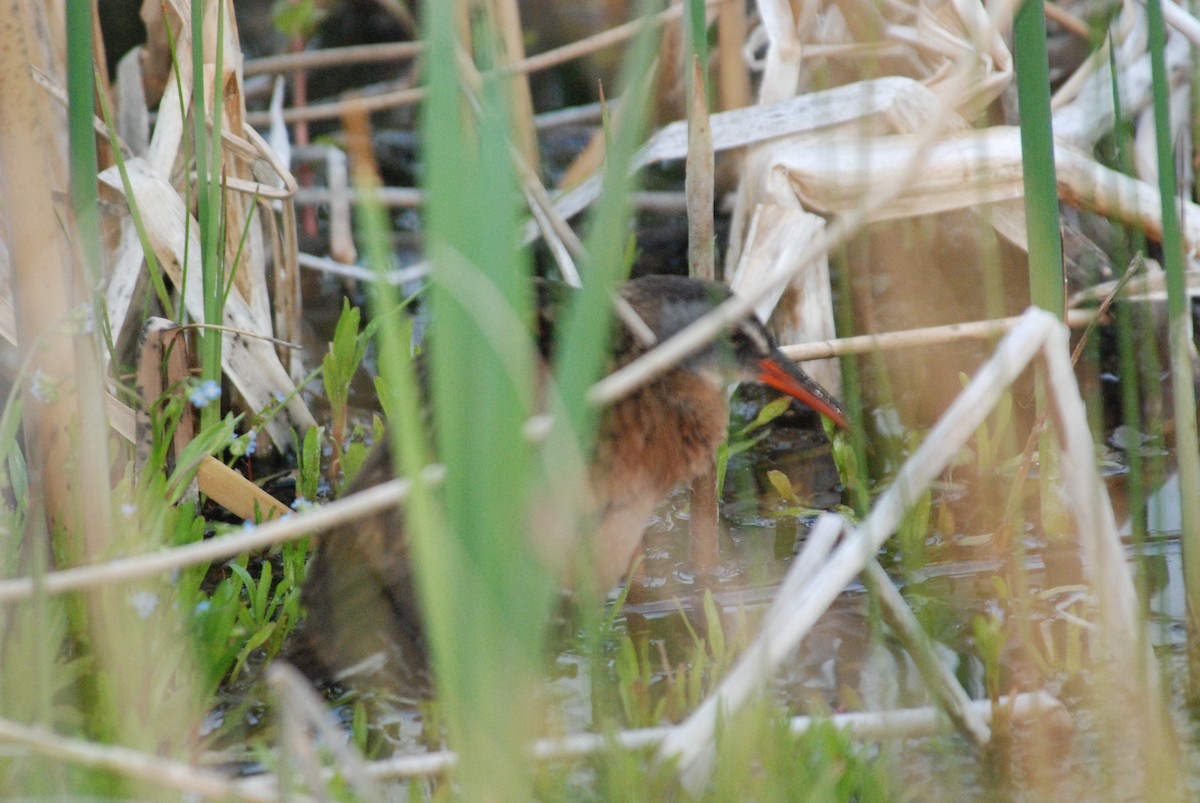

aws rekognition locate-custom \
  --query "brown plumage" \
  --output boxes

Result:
[288,275,847,696]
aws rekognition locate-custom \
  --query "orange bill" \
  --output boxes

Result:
[757,356,850,430]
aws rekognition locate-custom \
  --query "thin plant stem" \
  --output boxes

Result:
[1147,0,1200,700]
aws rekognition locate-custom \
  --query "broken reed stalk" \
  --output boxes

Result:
[0,689,1061,796]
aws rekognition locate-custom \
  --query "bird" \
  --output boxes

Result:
[288,274,848,697]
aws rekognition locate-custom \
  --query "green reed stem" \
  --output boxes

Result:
[66,0,99,290]
[192,0,225,430]
[418,2,548,797]
[1106,35,1149,553]
[1013,0,1064,317]
[1146,0,1200,695]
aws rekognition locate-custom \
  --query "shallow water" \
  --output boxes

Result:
[602,411,1197,798]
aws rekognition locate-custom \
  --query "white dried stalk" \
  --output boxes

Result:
[0,467,444,603]
[756,0,802,103]
[0,714,275,802]
[779,308,1097,361]
[1070,264,1200,306]
[1054,25,1188,149]
[293,691,1062,783]
[1134,82,1192,191]
[115,48,149,156]
[1040,325,1160,676]
[1161,0,1200,45]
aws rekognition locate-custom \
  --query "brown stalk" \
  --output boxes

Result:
[686,52,719,575]
[490,0,540,177]
[716,0,751,112]
[685,56,715,282]
[244,39,424,77]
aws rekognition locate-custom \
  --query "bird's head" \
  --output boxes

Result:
[618,275,849,430]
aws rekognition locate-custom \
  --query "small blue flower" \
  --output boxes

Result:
[130,591,158,619]
[272,391,286,404]
[194,600,212,614]
[120,503,137,517]
[290,496,306,511]
[190,379,221,408]
[230,429,259,459]
[29,369,47,402]
[72,304,95,335]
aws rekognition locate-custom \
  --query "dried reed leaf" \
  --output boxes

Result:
[136,318,195,476]
[99,158,316,449]
[546,76,942,236]
[115,48,149,157]
[772,127,1027,221]
[195,457,290,522]
[729,203,839,393]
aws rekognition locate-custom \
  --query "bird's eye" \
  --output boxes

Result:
[732,321,771,359]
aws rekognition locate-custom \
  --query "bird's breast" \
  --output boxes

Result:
[587,373,731,588]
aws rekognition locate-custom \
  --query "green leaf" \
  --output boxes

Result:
[747,396,792,432]
[254,561,272,622]
[702,590,725,664]
[322,298,364,418]
[271,0,327,39]
[715,442,729,491]
[340,434,368,491]
[765,469,797,503]
[230,621,277,681]
[167,413,238,505]
[298,425,323,501]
